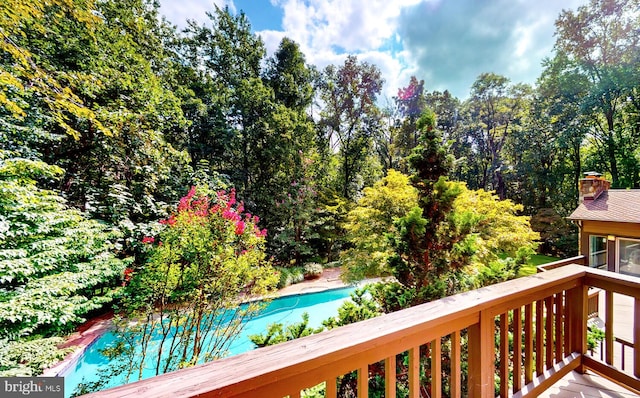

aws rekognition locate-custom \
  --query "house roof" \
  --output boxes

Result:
[569,189,640,223]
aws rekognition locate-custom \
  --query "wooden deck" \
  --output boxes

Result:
[542,370,638,397]
[81,265,640,398]
[542,291,639,398]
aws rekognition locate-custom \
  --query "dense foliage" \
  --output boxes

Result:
[341,170,418,282]
[0,0,637,383]
[0,156,129,375]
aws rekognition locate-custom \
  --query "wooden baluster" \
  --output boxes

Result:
[565,284,587,374]
[499,312,509,397]
[513,307,523,393]
[409,347,420,398]
[635,297,640,378]
[451,331,462,398]
[385,355,396,398]
[563,291,570,361]
[358,365,368,398]
[605,291,613,366]
[554,293,563,363]
[545,296,554,369]
[525,303,534,384]
[326,377,337,398]
[468,311,495,398]
[536,299,544,375]
[431,339,441,398]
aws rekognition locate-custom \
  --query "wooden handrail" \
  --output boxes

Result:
[81,265,640,398]
[536,255,587,272]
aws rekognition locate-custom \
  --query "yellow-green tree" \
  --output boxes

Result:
[341,170,418,282]
[451,185,539,286]
[342,110,539,310]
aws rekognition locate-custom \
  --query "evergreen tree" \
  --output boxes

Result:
[383,110,467,309]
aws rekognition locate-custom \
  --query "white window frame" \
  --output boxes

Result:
[616,237,640,275]
[588,235,607,269]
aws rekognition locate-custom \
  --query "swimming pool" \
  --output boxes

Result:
[61,286,357,397]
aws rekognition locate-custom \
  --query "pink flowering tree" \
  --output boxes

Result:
[83,187,277,391]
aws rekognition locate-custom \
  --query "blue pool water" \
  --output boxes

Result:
[61,286,357,396]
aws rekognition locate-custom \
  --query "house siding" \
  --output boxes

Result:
[579,220,640,273]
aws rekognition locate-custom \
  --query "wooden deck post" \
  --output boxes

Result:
[468,310,495,397]
[635,297,640,378]
[565,283,588,373]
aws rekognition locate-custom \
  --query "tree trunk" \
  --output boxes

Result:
[606,111,619,187]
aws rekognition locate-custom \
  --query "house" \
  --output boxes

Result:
[569,173,640,277]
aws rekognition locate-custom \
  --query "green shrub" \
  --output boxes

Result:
[275,267,289,288]
[303,263,323,279]
[0,337,74,376]
[275,267,305,288]
[288,267,304,285]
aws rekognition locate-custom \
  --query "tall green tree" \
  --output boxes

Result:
[2,0,191,230]
[180,5,265,186]
[463,73,531,199]
[384,110,465,308]
[389,76,427,172]
[0,0,110,138]
[554,0,640,187]
[316,55,384,199]
[180,17,321,263]
[258,38,318,263]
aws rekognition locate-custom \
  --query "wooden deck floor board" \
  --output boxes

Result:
[539,371,639,398]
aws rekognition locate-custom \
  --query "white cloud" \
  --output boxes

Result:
[397,0,590,98]
[275,0,422,52]
[268,0,424,99]
[160,0,590,100]
[159,0,234,29]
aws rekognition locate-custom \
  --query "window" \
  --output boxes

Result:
[589,235,607,269]
[617,238,640,277]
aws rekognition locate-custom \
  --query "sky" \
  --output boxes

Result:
[159,0,589,100]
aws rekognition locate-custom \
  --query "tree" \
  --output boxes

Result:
[341,170,418,282]
[181,6,266,191]
[0,0,110,138]
[317,55,384,199]
[0,155,129,375]
[80,187,277,393]
[383,110,463,308]
[258,38,318,264]
[389,76,428,172]
[264,37,314,112]
[512,53,590,213]
[554,0,640,187]
[2,0,192,229]
[463,73,531,199]
[181,13,322,267]
[379,110,538,310]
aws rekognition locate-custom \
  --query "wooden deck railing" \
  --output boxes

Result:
[536,255,586,272]
[83,265,640,398]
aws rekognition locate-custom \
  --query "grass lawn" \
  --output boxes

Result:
[518,254,561,276]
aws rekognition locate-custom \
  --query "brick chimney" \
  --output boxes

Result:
[579,172,610,202]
